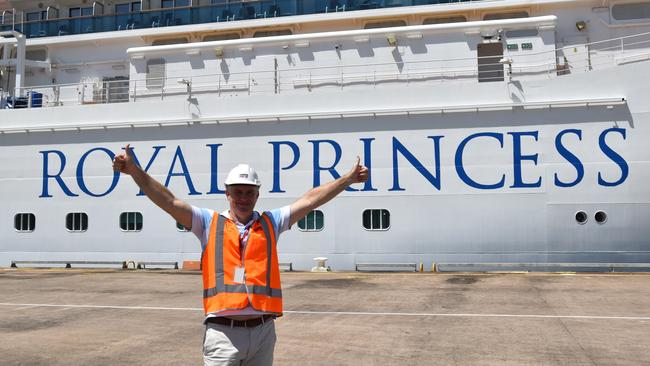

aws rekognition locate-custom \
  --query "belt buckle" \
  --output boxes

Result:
[245,317,258,328]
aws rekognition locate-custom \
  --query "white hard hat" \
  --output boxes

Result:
[224,164,261,186]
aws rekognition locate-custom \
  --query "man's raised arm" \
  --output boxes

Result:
[289,157,369,227]
[113,144,193,229]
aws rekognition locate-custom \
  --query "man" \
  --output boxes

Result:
[112,144,368,365]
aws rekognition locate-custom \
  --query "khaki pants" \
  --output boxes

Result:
[203,319,276,366]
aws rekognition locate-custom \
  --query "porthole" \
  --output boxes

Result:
[120,212,143,232]
[594,211,608,224]
[363,209,390,231]
[14,213,36,232]
[575,211,588,224]
[298,210,324,232]
[66,212,88,232]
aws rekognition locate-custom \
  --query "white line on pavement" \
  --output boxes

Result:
[1,302,649,321]
[284,310,650,321]
[0,302,200,311]
[12,305,40,311]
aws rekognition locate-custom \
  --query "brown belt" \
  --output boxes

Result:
[206,314,275,328]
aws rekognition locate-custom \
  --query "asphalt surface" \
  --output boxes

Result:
[1,269,649,365]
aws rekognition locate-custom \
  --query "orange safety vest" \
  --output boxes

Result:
[201,212,283,316]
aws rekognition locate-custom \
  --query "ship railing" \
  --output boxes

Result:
[0,58,599,108]
[9,57,475,107]
[130,57,499,100]
[117,29,650,94]
[10,31,650,109]
[1,1,487,39]
[553,31,650,74]
[0,88,6,109]
[1,8,23,29]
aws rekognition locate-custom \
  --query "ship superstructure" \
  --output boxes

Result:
[1,0,649,271]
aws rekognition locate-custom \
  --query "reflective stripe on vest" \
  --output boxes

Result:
[203,285,283,298]
[202,212,282,315]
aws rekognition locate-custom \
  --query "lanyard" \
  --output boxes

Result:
[239,226,251,244]
[239,226,251,251]
[225,210,255,256]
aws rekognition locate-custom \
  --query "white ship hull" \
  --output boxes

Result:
[1,0,649,270]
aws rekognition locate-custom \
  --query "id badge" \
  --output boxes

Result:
[234,266,245,284]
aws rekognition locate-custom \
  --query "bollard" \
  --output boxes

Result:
[311,257,330,272]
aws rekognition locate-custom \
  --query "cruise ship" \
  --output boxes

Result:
[1,0,649,271]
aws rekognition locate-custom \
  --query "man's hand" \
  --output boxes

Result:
[289,156,370,226]
[345,156,369,185]
[112,144,139,176]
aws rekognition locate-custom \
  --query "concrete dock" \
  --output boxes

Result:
[1,269,649,365]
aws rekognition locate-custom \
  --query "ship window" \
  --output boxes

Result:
[162,0,190,8]
[203,33,241,42]
[116,3,130,14]
[298,210,324,232]
[69,7,93,17]
[14,213,36,232]
[66,212,88,232]
[117,2,140,13]
[26,48,47,61]
[152,38,188,46]
[575,211,588,224]
[120,212,143,231]
[176,222,189,232]
[364,20,407,29]
[423,16,466,25]
[26,12,44,21]
[594,211,608,224]
[505,29,538,38]
[253,29,292,38]
[612,2,650,20]
[483,11,529,20]
[146,58,166,89]
[363,209,390,231]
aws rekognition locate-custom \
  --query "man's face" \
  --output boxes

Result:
[226,184,259,221]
